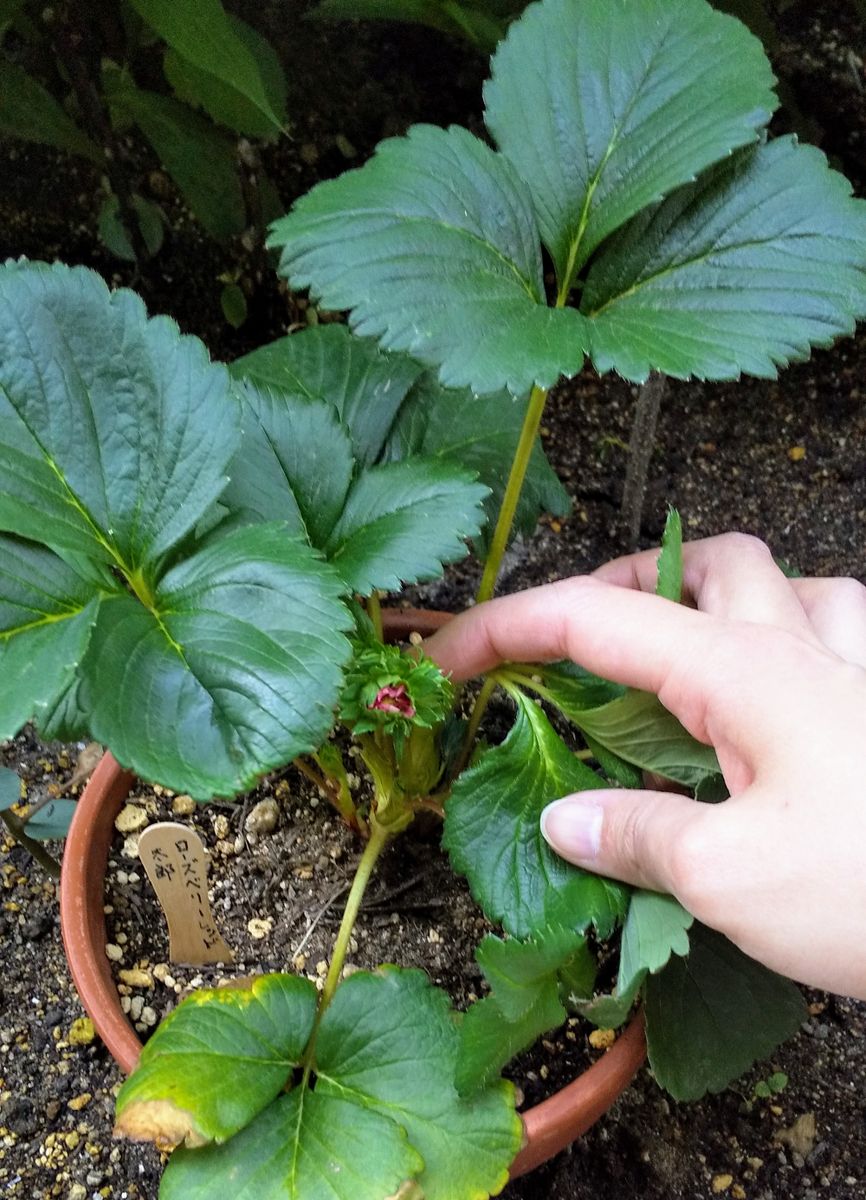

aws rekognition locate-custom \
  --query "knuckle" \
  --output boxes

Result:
[611,803,647,879]
[717,531,773,563]
[667,818,719,913]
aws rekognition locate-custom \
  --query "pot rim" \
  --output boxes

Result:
[59,606,646,1180]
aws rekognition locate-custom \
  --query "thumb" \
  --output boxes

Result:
[541,788,714,896]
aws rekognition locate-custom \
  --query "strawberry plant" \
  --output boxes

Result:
[2,0,866,1195]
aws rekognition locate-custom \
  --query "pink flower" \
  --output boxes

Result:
[368,683,416,718]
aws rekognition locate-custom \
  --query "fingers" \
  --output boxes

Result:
[790,577,866,667]
[540,787,718,905]
[425,575,716,692]
[594,532,815,635]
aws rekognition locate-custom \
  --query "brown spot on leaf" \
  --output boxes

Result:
[114,1099,207,1151]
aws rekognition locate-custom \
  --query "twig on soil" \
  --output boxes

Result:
[291,881,351,959]
[621,371,668,550]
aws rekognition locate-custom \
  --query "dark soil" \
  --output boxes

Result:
[1,2,865,1198]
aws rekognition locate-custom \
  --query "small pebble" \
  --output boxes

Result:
[213,814,230,839]
[68,1017,95,1046]
[712,1175,733,1194]
[105,943,123,962]
[248,917,273,940]
[172,794,196,816]
[245,798,279,837]
[129,996,144,1021]
[115,804,147,834]
[119,968,153,989]
[588,1028,616,1050]
[68,1093,91,1111]
[141,1006,157,1027]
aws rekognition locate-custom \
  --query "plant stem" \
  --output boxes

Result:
[620,371,667,551]
[0,811,61,879]
[301,819,390,1082]
[292,756,330,794]
[293,756,364,834]
[476,383,549,603]
[450,674,498,781]
[367,591,384,642]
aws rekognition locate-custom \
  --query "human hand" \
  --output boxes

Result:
[426,534,866,998]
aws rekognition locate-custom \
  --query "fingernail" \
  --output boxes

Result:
[541,796,603,862]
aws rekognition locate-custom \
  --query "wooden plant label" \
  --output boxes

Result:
[138,822,234,965]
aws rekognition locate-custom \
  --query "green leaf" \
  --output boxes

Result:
[384,374,570,549]
[477,925,586,1021]
[573,892,686,1032]
[309,0,513,51]
[127,0,285,134]
[97,193,165,261]
[620,890,692,987]
[656,508,683,602]
[0,535,101,741]
[79,524,351,798]
[583,734,643,789]
[574,968,643,1030]
[0,768,20,812]
[221,383,352,545]
[105,70,247,241]
[571,889,691,1030]
[163,14,288,139]
[444,692,628,938]
[22,798,77,840]
[583,138,866,382]
[484,0,776,291]
[156,969,522,1200]
[325,458,489,594]
[116,974,318,1146]
[316,969,521,1200]
[0,58,101,163]
[645,923,805,1100]
[222,382,488,595]
[269,123,586,395]
[540,682,719,789]
[219,282,247,329]
[231,325,424,466]
[0,260,238,568]
[459,993,562,1098]
[162,1091,422,1200]
[38,679,90,742]
[534,661,625,708]
[457,926,587,1093]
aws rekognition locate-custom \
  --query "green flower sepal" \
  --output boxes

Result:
[340,640,453,738]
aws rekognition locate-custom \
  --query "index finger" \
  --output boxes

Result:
[424,576,714,693]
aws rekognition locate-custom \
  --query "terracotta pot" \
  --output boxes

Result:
[59,607,646,1178]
